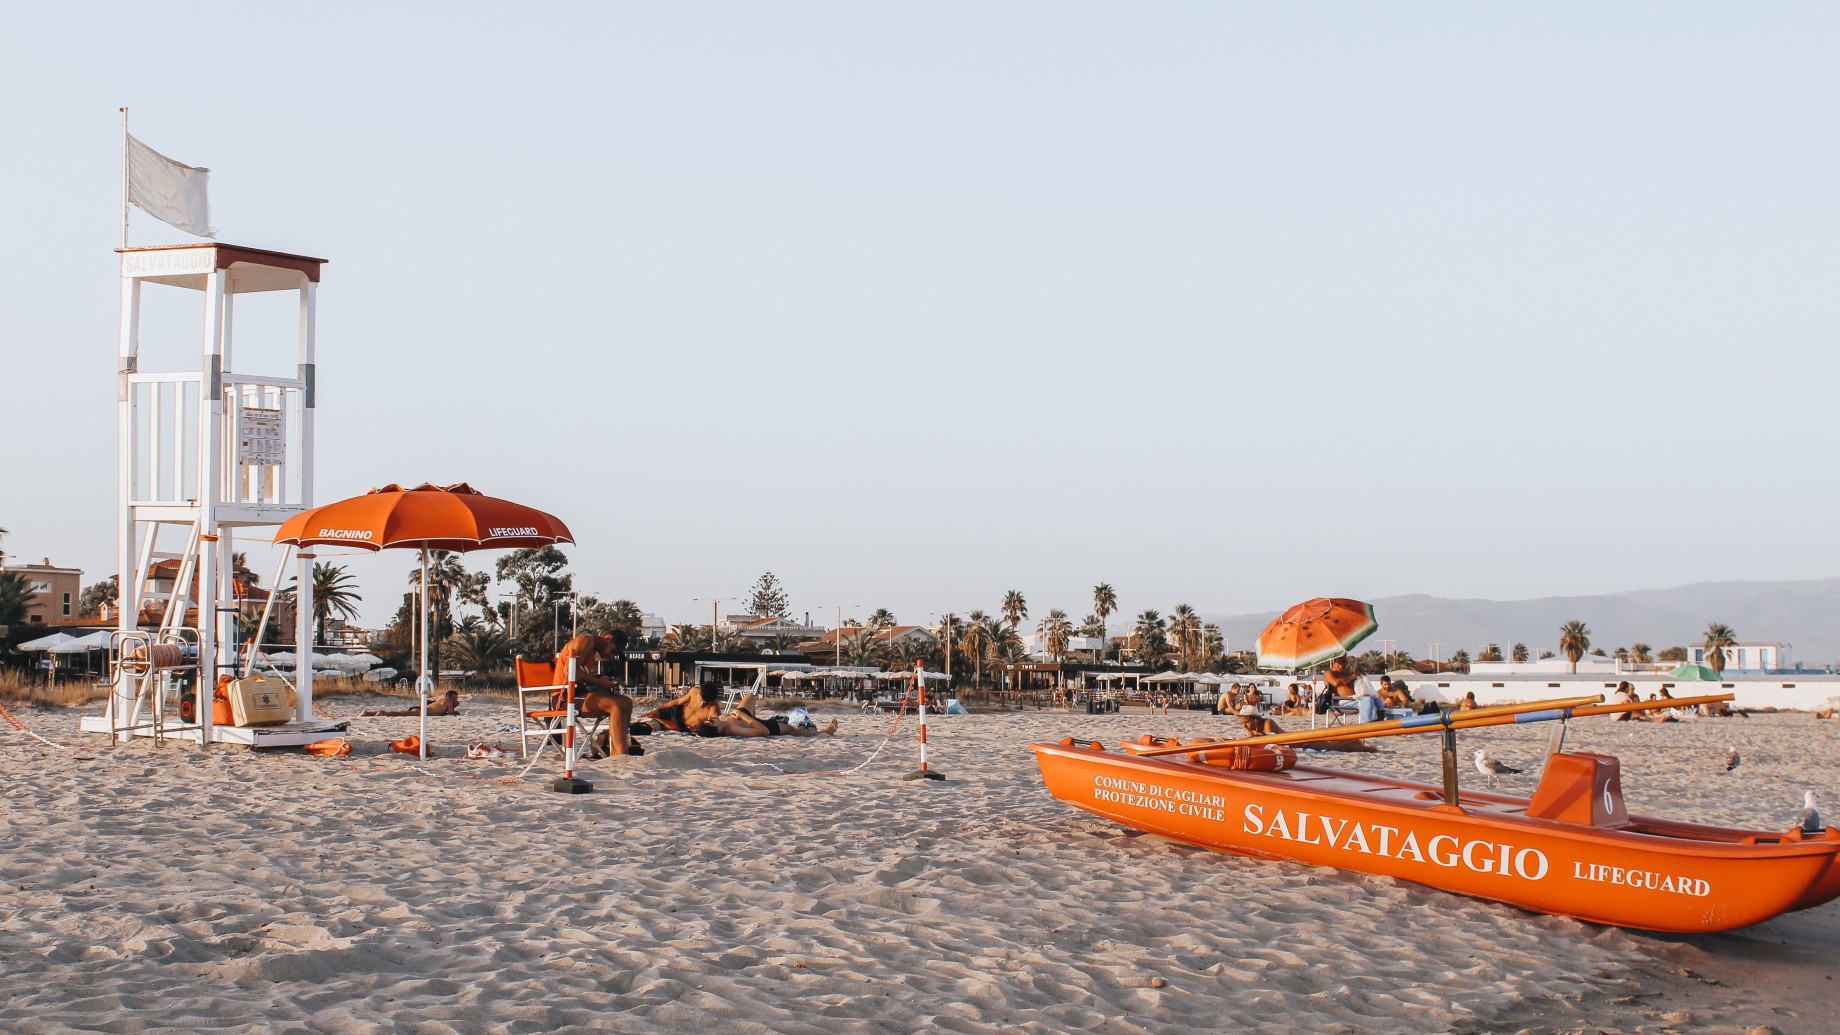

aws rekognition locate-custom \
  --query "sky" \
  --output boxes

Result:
[3,4,1838,633]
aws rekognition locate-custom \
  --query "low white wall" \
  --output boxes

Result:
[1395,674,1840,713]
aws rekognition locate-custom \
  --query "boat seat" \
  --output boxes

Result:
[1526,751,1629,827]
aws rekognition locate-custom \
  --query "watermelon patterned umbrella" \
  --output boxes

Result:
[1256,597,1379,671]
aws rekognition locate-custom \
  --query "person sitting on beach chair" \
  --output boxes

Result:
[1323,657,1359,699]
[362,690,459,717]
[553,633,638,755]
[694,692,839,738]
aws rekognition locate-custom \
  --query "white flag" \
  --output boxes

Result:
[126,133,215,238]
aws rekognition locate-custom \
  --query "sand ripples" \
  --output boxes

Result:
[1,702,1832,1032]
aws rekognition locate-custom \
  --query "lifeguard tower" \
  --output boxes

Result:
[81,242,345,747]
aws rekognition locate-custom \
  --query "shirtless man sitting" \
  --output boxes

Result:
[696,692,839,738]
[553,633,637,755]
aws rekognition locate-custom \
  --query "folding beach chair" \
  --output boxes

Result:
[515,656,607,760]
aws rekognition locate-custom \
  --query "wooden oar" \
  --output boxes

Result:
[1128,694,1605,758]
[1281,692,1736,746]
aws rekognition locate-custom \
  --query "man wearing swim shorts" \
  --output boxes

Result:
[552,633,637,755]
[697,692,839,738]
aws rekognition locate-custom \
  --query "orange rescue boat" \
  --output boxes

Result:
[1030,694,1840,933]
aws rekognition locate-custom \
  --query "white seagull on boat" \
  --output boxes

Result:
[1473,748,1522,789]
[1796,791,1823,834]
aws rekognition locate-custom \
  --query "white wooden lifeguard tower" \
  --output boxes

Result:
[80,242,344,747]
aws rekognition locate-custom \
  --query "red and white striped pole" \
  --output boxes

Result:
[552,656,593,793]
[904,658,944,781]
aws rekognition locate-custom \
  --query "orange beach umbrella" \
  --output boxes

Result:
[273,482,573,554]
[275,483,573,758]
[1256,597,1378,671]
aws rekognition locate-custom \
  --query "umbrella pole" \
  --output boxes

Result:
[418,547,431,761]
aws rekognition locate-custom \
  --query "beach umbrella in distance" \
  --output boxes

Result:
[1669,662,1724,682]
[325,652,382,674]
[1256,597,1379,671]
[18,632,75,652]
[275,482,572,760]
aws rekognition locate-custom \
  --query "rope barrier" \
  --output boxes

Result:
[0,701,69,750]
[780,686,914,777]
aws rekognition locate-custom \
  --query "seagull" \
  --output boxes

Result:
[1796,791,1823,835]
[1725,747,1741,773]
[1474,749,1522,789]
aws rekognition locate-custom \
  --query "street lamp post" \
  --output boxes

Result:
[1428,642,1447,672]
[693,597,735,652]
[930,611,956,687]
[819,603,858,667]
[554,600,564,654]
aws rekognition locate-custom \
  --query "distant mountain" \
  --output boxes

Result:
[1201,578,1840,666]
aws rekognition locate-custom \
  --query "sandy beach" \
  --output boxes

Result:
[2,697,1835,1034]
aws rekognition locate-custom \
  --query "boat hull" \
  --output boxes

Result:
[1032,740,1840,933]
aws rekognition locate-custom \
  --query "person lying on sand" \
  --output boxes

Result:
[694,693,838,738]
[631,683,725,735]
[361,690,459,717]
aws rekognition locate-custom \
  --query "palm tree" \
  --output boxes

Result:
[933,612,966,683]
[1558,620,1591,673]
[1511,642,1529,664]
[449,623,510,677]
[1630,642,1653,665]
[409,551,487,680]
[1132,609,1169,669]
[1201,623,1225,670]
[960,610,994,688]
[867,608,897,630]
[0,570,31,629]
[1092,583,1116,655]
[1001,590,1028,631]
[310,562,362,649]
[843,629,882,667]
[1043,609,1072,661]
[1703,623,1737,675]
[666,615,706,648]
[1169,604,1201,668]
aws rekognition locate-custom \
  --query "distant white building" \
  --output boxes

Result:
[640,612,668,640]
[1470,656,1619,676]
[722,614,821,644]
[1022,633,1102,661]
[1687,642,1792,672]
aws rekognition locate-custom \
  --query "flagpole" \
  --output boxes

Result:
[119,107,129,249]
